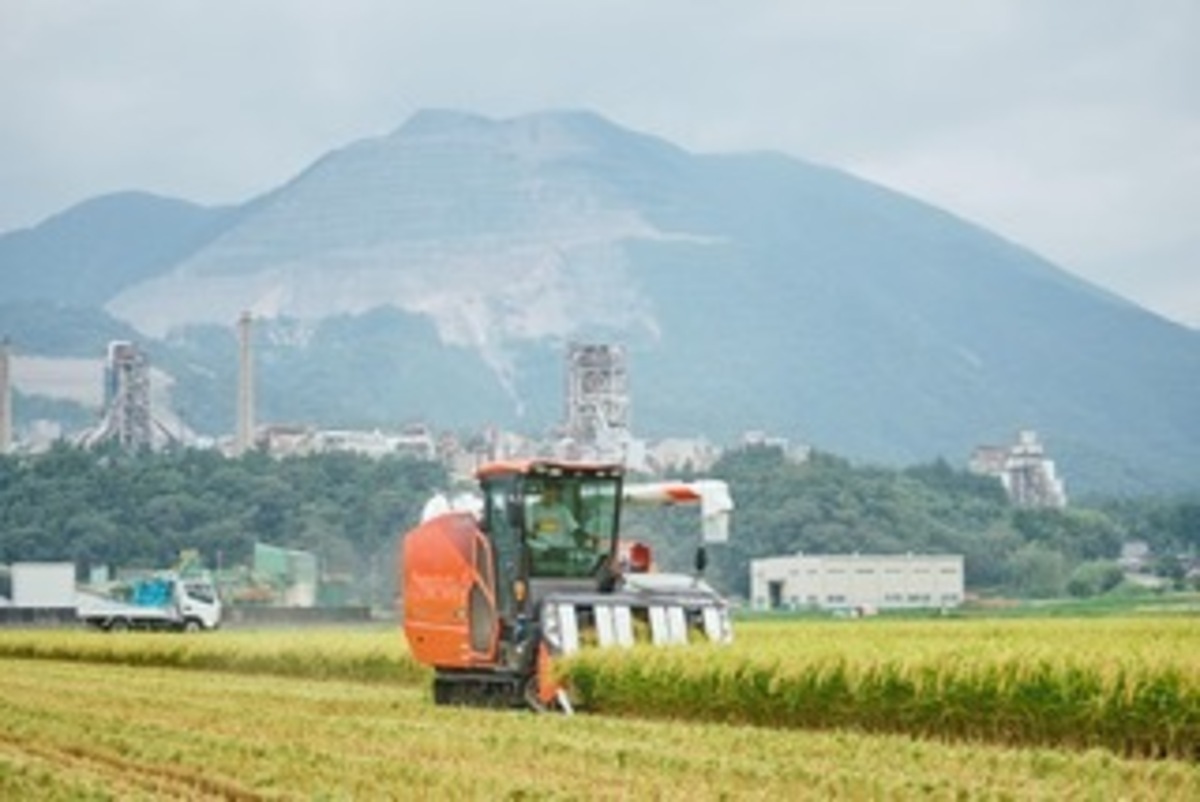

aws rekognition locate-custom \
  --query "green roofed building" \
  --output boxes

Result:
[253,542,319,607]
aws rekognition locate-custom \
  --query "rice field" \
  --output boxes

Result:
[0,618,1195,799]
[0,627,425,684]
[1,656,1197,800]
[566,618,1200,759]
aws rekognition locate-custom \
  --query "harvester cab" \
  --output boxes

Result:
[401,459,733,711]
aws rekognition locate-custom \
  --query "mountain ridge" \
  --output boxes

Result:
[1,109,1196,493]
[0,191,240,307]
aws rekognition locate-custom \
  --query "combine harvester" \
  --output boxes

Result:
[401,459,733,711]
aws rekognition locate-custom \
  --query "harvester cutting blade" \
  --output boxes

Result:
[540,589,732,656]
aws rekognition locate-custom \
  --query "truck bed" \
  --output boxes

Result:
[75,590,177,624]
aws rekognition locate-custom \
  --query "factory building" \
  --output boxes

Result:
[750,553,965,612]
[970,429,1067,508]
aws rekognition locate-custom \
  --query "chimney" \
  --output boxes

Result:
[236,312,255,455]
[0,337,11,454]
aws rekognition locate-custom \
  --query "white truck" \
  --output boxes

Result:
[77,572,222,632]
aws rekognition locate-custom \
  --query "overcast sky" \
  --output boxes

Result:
[2,0,1197,327]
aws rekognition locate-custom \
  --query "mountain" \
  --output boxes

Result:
[2,110,1198,493]
[0,191,239,307]
[105,111,673,385]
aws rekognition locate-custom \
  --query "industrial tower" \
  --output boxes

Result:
[1003,430,1068,508]
[236,311,255,455]
[564,343,630,453]
[969,429,1067,508]
[79,341,155,451]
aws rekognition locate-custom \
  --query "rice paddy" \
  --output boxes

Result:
[565,618,1200,759]
[0,618,1195,799]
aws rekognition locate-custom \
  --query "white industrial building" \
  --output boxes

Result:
[8,562,77,608]
[969,429,1067,508]
[750,553,965,612]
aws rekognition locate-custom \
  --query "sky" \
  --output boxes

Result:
[2,0,1197,327]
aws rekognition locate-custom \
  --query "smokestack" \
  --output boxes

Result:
[0,337,11,454]
[236,312,255,455]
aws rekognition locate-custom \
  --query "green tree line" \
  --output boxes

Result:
[630,446,1197,600]
[0,443,1195,602]
[0,443,445,587]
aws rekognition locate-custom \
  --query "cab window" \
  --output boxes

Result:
[525,476,619,578]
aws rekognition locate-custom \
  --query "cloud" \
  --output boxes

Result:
[1,0,1197,325]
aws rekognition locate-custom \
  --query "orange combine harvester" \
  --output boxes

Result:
[400,458,733,711]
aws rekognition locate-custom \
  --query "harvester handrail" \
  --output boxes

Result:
[622,479,732,543]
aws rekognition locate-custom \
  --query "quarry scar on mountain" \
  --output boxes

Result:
[1,109,1197,493]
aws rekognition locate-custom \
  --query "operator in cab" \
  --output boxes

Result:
[527,484,580,550]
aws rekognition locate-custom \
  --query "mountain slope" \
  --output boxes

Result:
[0,191,239,306]
[5,110,1198,492]
[621,149,1199,484]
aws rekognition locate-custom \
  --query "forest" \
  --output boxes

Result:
[0,443,445,601]
[0,442,1196,603]
[689,446,1198,599]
